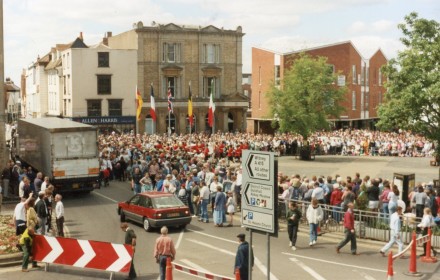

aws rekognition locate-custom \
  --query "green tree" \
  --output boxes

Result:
[268,53,346,140]
[377,12,440,153]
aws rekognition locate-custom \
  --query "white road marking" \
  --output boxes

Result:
[282,252,387,273]
[180,259,212,273]
[186,228,237,244]
[175,228,184,249]
[92,190,118,203]
[352,269,377,280]
[290,257,327,280]
[187,238,279,280]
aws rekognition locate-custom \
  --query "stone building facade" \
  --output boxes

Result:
[108,22,249,134]
[249,41,387,134]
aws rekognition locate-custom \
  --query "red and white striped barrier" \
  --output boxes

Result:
[32,235,133,273]
[173,262,234,280]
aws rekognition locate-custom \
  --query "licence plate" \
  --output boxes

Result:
[72,183,79,189]
[167,213,180,218]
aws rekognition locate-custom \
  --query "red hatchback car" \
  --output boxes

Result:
[117,192,191,231]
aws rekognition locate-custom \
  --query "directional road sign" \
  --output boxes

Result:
[245,152,271,181]
[241,150,278,235]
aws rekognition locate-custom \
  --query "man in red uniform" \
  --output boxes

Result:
[336,202,359,255]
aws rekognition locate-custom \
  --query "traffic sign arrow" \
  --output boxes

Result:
[245,152,270,180]
[33,235,133,273]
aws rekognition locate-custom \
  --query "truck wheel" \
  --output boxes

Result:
[120,212,126,223]
[143,218,152,232]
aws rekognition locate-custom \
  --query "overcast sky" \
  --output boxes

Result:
[3,0,440,85]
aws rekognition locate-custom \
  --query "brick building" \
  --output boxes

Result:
[108,22,249,134]
[248,41,387,134]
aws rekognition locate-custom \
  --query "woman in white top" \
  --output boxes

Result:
[306,198,324,246]
[387,185,400,215]
[226,191,235,227]
[417,207,437,257]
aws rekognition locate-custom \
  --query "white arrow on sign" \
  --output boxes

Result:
[42,236,64,263]
[106,243,132,272]
[245,153,270,180]
[73,239,96,268]
[244,182,273,210]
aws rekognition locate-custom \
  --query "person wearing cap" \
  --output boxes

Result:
[234,233,253,279]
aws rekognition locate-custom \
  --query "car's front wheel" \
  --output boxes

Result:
[143,217,152,232]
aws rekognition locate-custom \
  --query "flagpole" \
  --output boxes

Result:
[168,82,171,137]
[189,81,191,135]
[212,79,215,135]
[136,86,139,136]
[151,82,155,134]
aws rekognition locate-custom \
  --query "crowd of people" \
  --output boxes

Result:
[3,127,439,276]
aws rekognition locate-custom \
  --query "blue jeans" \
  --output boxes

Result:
[159,255,168,280]
[134,183,141,194]
[332,205,341,222]
[309,223,318,242]
[201,199,209,222]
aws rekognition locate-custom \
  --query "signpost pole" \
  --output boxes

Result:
[267,233,270,280]
[249,229,253,280]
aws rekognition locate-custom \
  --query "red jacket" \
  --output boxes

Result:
[330,189,343,206]
[343,209,354,230]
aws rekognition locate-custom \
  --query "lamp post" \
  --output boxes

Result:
[0,0,8,165]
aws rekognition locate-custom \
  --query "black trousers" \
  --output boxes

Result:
[288,224,299,246]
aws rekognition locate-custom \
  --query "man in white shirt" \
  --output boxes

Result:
[41,177,50,192]
[199,183,210,223]
[380,206,404,256]
[55,194,65,237]
[13,194,33,235]
[311,182,325,204]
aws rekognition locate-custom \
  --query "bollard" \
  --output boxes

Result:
[404,232,423,277]
[421,228,438,263]
[235,267,240,280]
[387,251,394,280]
[166,257,173,280]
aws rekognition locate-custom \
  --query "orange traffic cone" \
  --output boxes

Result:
[387,251,394,280]
[404,232,423,277]
[235,267,240,280]
[166,257,173,280]
[421,228,438,263]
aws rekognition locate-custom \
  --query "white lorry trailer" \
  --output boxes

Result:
[12,118,100,193]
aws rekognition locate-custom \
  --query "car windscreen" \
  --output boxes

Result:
[152,196,185,209]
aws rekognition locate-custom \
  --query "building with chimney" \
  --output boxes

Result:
[108,21,249,134]
[249,41,387,134]
[24,33,137,132]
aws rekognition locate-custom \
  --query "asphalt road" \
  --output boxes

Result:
[1,155,439,280]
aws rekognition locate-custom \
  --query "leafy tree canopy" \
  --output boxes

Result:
[377,12,440,150]
[268,53,346,140]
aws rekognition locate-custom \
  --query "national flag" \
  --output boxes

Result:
[208,80,216,127]
[167,87,173,113]
[188,82,193,126]
[149,84,156,121]
[136,86,143,121]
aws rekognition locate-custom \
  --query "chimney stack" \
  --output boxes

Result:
[79,32,83,40]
